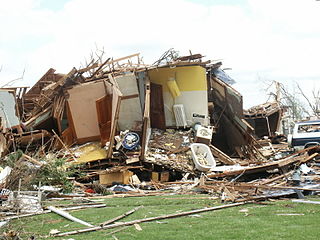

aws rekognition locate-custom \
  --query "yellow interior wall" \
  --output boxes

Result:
[148,65,208,127]
[148,66,207,92]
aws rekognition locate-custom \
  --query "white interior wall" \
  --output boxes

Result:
[114,73,142,130]
[163,90,208,127]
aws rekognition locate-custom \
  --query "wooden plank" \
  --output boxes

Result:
[78,63,99,73]
[100,206,142,226]
[126,158,140,164]
[91,58,111,77]
[47,206,94,227]
[100,53,140,71]
[140,78,150,160]
[299,153,318,163]
[121,94,139,100]
[209,145,236,165]
[260,171,293,185]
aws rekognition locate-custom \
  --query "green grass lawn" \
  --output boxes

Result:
[3,194,320,240]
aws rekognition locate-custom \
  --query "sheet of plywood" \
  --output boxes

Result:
[114,73,142,130]
[67,81,110,142]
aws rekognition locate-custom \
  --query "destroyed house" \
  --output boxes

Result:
[3,50,320,219]
[1,51,265,184]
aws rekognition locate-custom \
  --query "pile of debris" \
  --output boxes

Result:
[0,49,320,227]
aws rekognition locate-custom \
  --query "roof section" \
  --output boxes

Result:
[244,101,281,118]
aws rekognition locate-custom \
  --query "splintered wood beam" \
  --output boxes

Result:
[54,202,245,237]
[209,145,236,165]
[78,63,99,73]
[299,152,318,163]
[100,53,140,72]
[260,171,293,185]
[91,58,111,77]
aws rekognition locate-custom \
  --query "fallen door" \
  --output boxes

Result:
[150,83,166,130]
[96,94,113,145]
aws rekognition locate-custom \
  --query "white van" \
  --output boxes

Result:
[288,120,320,151]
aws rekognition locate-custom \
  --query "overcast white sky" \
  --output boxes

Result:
[0,0,319,108]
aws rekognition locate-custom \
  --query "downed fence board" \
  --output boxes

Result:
[47,206,94,227]
[100,206,142,226]
[54,202,245,237]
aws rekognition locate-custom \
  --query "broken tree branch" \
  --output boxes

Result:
[297,83,318,117]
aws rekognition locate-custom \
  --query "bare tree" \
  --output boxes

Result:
[296,83,320,118]
[0,68,25,88]
[263,80,309,121]
[280,83,310,121]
